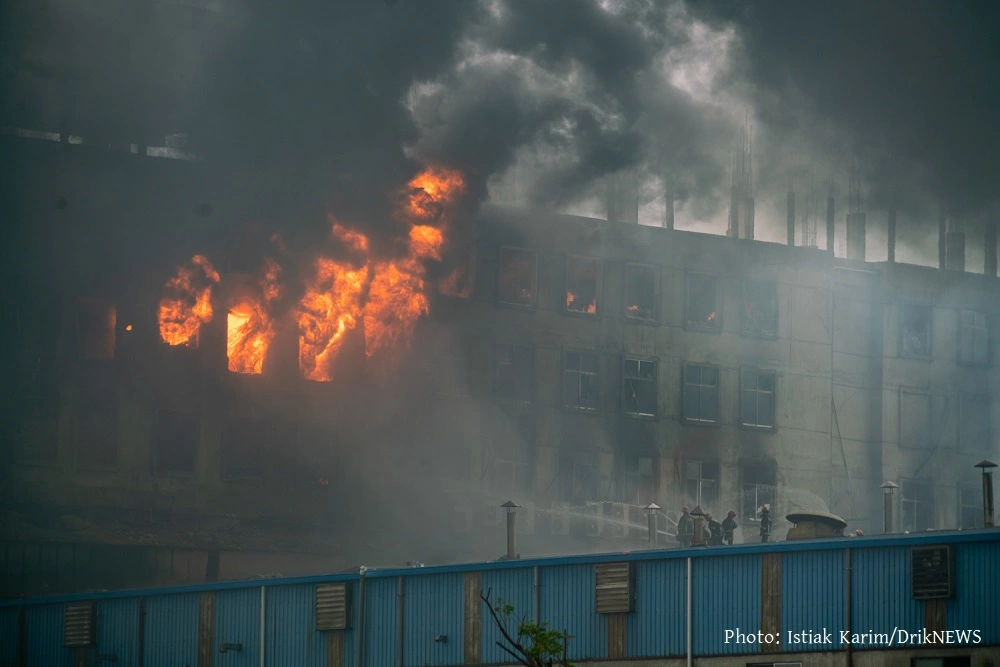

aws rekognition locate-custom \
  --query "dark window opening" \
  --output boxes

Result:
[75,397,118,468]
[222,416,283,480]
[618,456,655,505]
[958,309,989,365]
[438,244,475,299]
[560,453,598,505]
[496,344,534,401]
[566,256,600,314]
[959,483,980,529]
[684,364,719,423]
[740,368,775,428]
[564,351,599,411]
[153,410,198,474]
[959,393,991,453]
[624,264,656,320]
[901,478,934,532]
[684,460,718,512]
[77,299,116,361]
[498,247,537,306]
[622,357,657,416]
[901,304,932,357]
[741,464,775,521]
[742,282,777,337]
[686,274,719,330]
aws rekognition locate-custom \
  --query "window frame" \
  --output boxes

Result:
[739,367,776,430]
[900,477,935,532]
[623,262,658,322]
[497,246,538,308]
[683,363,721,425]
[494,343,535,403]
[740,281,778,339]
[564,254,602,317]
[958,393,992,453]
[683,459,719,511]
[618,455,657,505]
[621,355,659,418]
[562,349,600,413]
[958,481,981,530]
[957,309,990,367]
[152,409,199,477]
[685,272,721,332]
[740,463,776,522]
[899,302,933,359]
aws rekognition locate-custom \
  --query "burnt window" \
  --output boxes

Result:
[77,299,116,361]
[619,456,655,505]
[438,243,476,299]
[959,393,991,453]
[153,410,198,474]
[741,464,775,521]
[496,344,534,401]
[741,282,777,337]
[622,357,657,416]
[624,264,656,320]
[564,351,599,411]
[901,304,932,357]
[686,274,720,330]
[75,396,118,468]
[958,310,989,365]
[498,247,537,306]
[959,483,980,529]
[684,460,718,511]
[222,416,283,480]
[740,369,775,429]
[561,453,598,505]
[565,256,600,314]
[901,478,934,532]
[684,364,719,424]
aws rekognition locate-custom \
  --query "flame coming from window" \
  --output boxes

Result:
[227,300,273,374]
[566,291,597,314]
[159,255,220,346]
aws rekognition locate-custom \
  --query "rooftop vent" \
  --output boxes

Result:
[316,582,351,631]
[63,602,94,647]
[595,562,635,614]
[911,545,955,600]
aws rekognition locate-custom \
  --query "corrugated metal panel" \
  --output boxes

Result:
[144,593,200,667]
[402,573,464,667]
[627,558,686,658]
[265,584,325,667]
[692,553,760,656]
[594,562,634,614]
[63,601,94,646]
[781,549,844,651]
[316,582,350,630]
[343,582,357,667]
[481,567,533,665]
[215,587,261,666]
[363,575,398,667]
[851,546,923,646]
[947,540,1000,644]
[95,598,140,665]
[0,607,19,666]
[539,564,607,661]
[25,604,71,667]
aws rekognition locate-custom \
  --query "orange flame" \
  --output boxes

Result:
[566,291,597,314]
[158,255,220,347]
[408,225,445,261]
[439,263,472,298]
[227,299,273,374]
[400,167,466,223]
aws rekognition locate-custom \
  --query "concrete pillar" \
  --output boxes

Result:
[946,230,966,272]
[664,194,675,230]
[740,198,755,241]
[826,194,835,253]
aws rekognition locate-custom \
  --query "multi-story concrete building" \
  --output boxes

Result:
[2,119,999,598]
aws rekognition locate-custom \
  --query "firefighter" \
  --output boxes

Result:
[705,512,723,546]
[676,506,693,548]
[759,504,772,543]
[722,510,738,545]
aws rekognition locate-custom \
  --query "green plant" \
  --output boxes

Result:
[480,588,575,667]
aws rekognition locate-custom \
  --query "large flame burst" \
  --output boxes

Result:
[158,167,466,380]
[158,255,221,347]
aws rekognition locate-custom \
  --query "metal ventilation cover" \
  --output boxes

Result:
[316,582,351,631]
[595,562,635,614]
[911,545,955,599]
[63,602,94,647]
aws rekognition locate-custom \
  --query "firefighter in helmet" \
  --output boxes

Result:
[759,504,772,543]
[676,506,694,548]
[722,510,738,545]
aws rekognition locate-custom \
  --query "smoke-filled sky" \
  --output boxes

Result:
[2,0,999,266]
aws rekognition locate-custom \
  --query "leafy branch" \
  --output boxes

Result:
[480,587,575,667]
